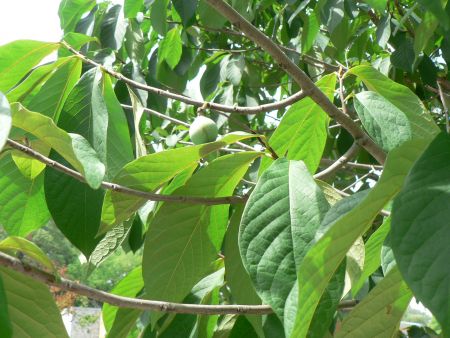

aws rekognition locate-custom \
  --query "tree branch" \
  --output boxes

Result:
[61,41,307,115]
[0,251,358,315]
[205,0,386,165]
[6,139,248,206]
[314,143,360,179]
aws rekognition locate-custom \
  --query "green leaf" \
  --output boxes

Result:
[348,65,439,141]
[417,0,450,30]
[0,236,55,273]
[11,103,105,189]
[125,0,143,18]
[142,152,261,308]
[0,155,50,236]
[0,40,60,92]
[0,92,11,151]
[301,12,320,53]
[172,0,198,26]
[0,267,68,338]
[60,33,98,57]
[336,267,412,337]
[100,132,257,234]
[27,56,82,121]
[198,0,227,29]
[269,73,336,173]
[0,276,12,338]
[391,132,450,334]
[101,74,134,179]
[239,159,329,321]
[363,0,387,11]
[150,0,169,36]
[5,58,67,104]
[102,267,144,331]
[159,27,183,69]
[58,0,96,32]
[108,308,141,338]
[100,5,127,50]
[44,68,109,257]
[414,12,439,57]
[224,206,264,337]
[292,139,431,337]
[354,91,412,152]
[353,217,391,295]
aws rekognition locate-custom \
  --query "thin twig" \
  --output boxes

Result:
[314,143,360,179]
[6,139,248,205]
[0,252,357,315]
[205,0,386,164]
[319,159,383,171]
[61,41,307,115]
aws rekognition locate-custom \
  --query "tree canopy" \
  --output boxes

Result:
[0,0,449,337]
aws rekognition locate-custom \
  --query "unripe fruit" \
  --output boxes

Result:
[189,116,218,145]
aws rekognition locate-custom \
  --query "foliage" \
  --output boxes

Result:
[0,0,449,337]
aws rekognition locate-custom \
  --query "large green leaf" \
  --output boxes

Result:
[99,133,257,234]
[337,267,412,337]
[142,152,261,308]
[0,155,50,236]
[0,237,55,273]
[198,0,227,29]
[100,5,127,50]
[0,40,60,92]
[124,0,143,18]
[416,0,450,30]
[354,91,412,152]
[11,103,105,189]
[224,206,263,337]
[291,139,431,337]
[27,57,82,121]
[45,67,109,257]
[268,74,336,173]
[102,266,144,331]
[348,65,439,140]
[0,267,68,338]
[0,92,11,151]
[58,0,96,32]
[391,132,450,334]
[239,159,330,321]
[0,276,12,338]
[150,0,169,35]
[172,0,198,26]
[353,217,391,295]
[158,26,183,69]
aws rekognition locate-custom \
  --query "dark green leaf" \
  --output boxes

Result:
[172,0,198,26]
[150,0,169,35]
[0,276,12,338]
[58,0,96,32]
[100,5,127,50]
[391,132,450,334]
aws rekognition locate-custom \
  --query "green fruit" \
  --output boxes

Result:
[189,116,218,145]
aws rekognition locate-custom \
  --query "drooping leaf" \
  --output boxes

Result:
[11,140,47,179]
[142,152,261,311]
[0,155,50,236]
[102,267,144,331]
[27,56,82,121]
[0,267,69,338]
[348,65,439,140]
[337,267,412,337]
[224,205,264,337]
[158,26,183,69]
[301,12,320,53]
[353,217,391,295]
[0,236,55,273]
[0,40,60,93]
[44,67,109,257]
[391,132,450,334]
[150,0,169,36]
[239,159,330,321]
[172,0,198,26]
[354,91,412,152]
[292,139,431,337]
[11,103,105,189]
[269,73,336,173]
[99,133,257,234]
[100,5,127,50]
[198,0,227,29]
[0,92,11,151]
[58,0,96,32]
[0,276,12,338]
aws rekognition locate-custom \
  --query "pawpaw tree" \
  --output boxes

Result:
[0,0,449,337]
